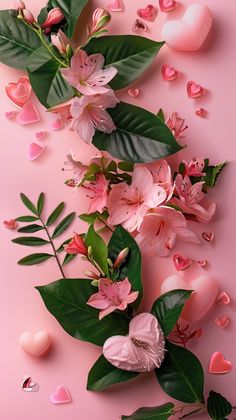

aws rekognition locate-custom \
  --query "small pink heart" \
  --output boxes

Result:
[20,331,51,357]
[162,4,213,51]
[216,291,231,305]
[27,143,47,161]
[187,81,204,99]
[16,102,40,125]
[128,88,140,98]
[50,386,71,404]
[208,351,232,374]
[159,0,176,13]
[173,254,192,271]
[3,219,17,230]
[161,275,218,323]
[132,19,148,33]
[137,5,158,22]
[107,0,124,12]
[196,108,207,118]
[5,77,32,108]
[161,64,178,82]
[21,375,40,392]
[198,260,208,267]
[50,116,64,130]
[214,316,230,329]
[202,231,214,242]
[5,111,17,120]
[35,131,47,141]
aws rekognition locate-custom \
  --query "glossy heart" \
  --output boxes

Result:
[159,0,176,13]
[132,19,148,32]
[21,375,40,392]
[128,88,140,98]
[107,0,124,12]
[161,4,213,51]
[214,316,230,329]
[103,313,165,372]
[161,64,178,81]
[16,102,40,125]
[20,331,51,357]
[161,275,218,322]
[35,131,47,141]
[208,351,232,374]
[5,77,32,108]
[27,143,47,161]
[202,231,214,242]
[137,5,158,22]
[187,81,204,99]
[216,291,230,305]
[196,108,207,118]
[173,253,192,271]
[50,386,71,404]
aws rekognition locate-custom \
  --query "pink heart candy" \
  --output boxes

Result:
[161,275,218,323]
[4,219,17,230]
[5,77,32,108]
[216,291,231,305]
[27,143,47,161]
[196,108,207,118]
[161,64,178,82]
[103,313,165,372]
[50,116,64,130]
[128,88,140,98]
[35,131,47,141]
[202,231,214,242]
[173,254,192,271]
[214,316,230,329]
[161,4,213,51]
[137,5,158,22]
[107,0,124,12]
[208,351,232,374]
[159,0,176,13]
[50,386,71,404]
[132,19,148,33]
[20,331,51,357]
[16,102,40,125]
[187,81,204,99]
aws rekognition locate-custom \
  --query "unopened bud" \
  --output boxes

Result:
[83,270,99,280]
[89,8,111,36]
[113,247,129,268]
[42,7,64,28]
[22,8,35,24]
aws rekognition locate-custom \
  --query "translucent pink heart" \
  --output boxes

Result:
[196,108,207,118]
[202,231,214,242]
[208,352,232,374]
[173,253,192,271]
[3,219,17,229]
[161,275,218,323]
[214,316,230,329]
[187,81,204,99]
[49,116,64,130]
[20,331,51,356]
[161,4,213,51]
[137,5,158,22]
[50,386,71,404]
[216,291,230,305]
[128,88,140,98]
[161,64,178,81]
[5,77,32,108]
[35,131,47,140]
[21,375,40,392]
[5,111,17,120]
[103,313,165,372]
[16,102,40,125]
[27,143,47,161]
[107,0,124,12]
[132,19,148,33]
[159,0,176,13]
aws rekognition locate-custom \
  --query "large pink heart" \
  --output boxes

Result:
[103,313,165,372]
[161,4,213,51]
[5,77,32,108]
[20,331,51,357]
[161,275,218,323]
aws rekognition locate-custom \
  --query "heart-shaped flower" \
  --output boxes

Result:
[137,5,158,22]
[161,64,178,81]
[187,81,204,99]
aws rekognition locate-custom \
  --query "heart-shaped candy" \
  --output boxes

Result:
[173,254,192,271]
[107,0,124,12]
[216,291,230,305]
[103,313,165,372]
[214,316,230,329]
[159,0,176,13]
[202,231,214,242]
[21,375,40,392]
[35,131,47,141]
[187,81,204,99]
[5,77,32,108]
[50,386,71,404]
[161,64,178,82]
[161,275,218,323]
[196,108,207,118]
[208,352,232,374]
[16,102,40,125]
[128,88,140,98]
[132,19,148,33]
[161,4,213,51]
[27,143,47,161]
[137,5,158,22]
[20,331,51,357]
[4,219,17,229]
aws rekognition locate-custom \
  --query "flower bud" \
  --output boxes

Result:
[51,29,69,54]
[83,270,100,280]
[42,7,64,28]
[64,233,87,255]
[14,0,25,10]
[22,8,35,24]
[89,8,111,36]
[113,247,129,268]
[91,279,99,287]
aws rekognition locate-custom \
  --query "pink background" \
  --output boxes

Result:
[0,0,235,418]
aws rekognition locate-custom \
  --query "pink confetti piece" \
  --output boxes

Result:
[107,0,124,12]
[173,253,193,271]
[137,5,158,22]
[3,219,17,230]
[5,77,32,108]
[5,111,17,120]
[128,88,140,98]
[27,143,47,161]
[196,108,207,118]
[161,64,178,81]
[132,19,148,33]
[159,0,176,13]
[202,231,214,242]
[208,351,232,374]
[216,291,231,305]
[50,386,72,404]
[214,316,230,329]
[35,131,47,141]
[187,81,205,99]
[16,102,40,125]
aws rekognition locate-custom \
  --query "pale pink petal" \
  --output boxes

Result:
[107,0,124,12]
[76,82,110,96]
[88,66,118,87]
[27,143,47,161]
[176,226,200,244]
[116,278,131,299]
[131,166,154,196]
[93,89,119,108]
[124,291,139,304]
[86,54,105,76]
[90,107,116,133]
[87,292,110,310]
[72,110,95,144]
[50,115,64,130]
[16,102,40,125]
[99,305,117,320]
[144,185,167,207]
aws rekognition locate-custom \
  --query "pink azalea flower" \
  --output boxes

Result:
[143,159,174,201]
[63,150,88,186]
[87,278,139,320]
[64,233,87,255]
[166,112,188,141]
[171,174,216,223]
[182,157,205,177]
[136,206,200,257]
[70,91,119,144]
[60,49,117,96]
[84,173,109,214]
[107,166,167,232]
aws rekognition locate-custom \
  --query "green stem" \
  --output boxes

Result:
[179,407,205,419]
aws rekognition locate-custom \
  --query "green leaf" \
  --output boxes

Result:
[87,355,138,391]
[36,279,129,345]
[108,226,142,306]
[121,403,175,420]
[85,225,109,277]
[157,108,165,122]
[92,102,182,163]
[15,216,39,222]
[204,162,227,189]
[27,45,74,108]
[46,202,65,226]
[37,192,45,216]
[51,212,76,239]
[79,212,100,225]
[62,253,76,266]
[18,253,54,265]
[118,161,134,172]
[12,237,49,246]
[151,290,192,336]
[47,0,89,38]
[0,11,41,69]
[85,36,164,90]
[156,341,204,404]
[207,391,232,420]
[18,224,44,233]
[37,7,48,25]
[56,238,71,253]
[20,193,38,215]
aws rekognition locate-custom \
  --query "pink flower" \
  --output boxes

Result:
[60,49,117,95]
[171,174,216,223]
[87,278,139,320]
[64,233,87,255]
[4,219,17,230]
[48,98,73,122]
[89,8,111,37]
[90,151,112,170]
[84,173,109,214]
[166,112,188,141]
[63,150,88,186]
[182,157,205,177]
[22,9,35,24]
[136,206,199,257]
[69,91,119,144]
[107,166,167,232]
[42,7,64,28]
[143,159,174,201]
[51,30,70,54]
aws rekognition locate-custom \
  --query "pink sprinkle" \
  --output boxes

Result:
[3,219,17,229]
[132,19,148,32]
[128,88,140,98]
[196,108,207,118]
[5,111,17,120]
[214,316,230,329]
[216,291,231,305]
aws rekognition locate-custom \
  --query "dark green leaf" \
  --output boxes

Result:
[0,11,41,69]
[46,202,65,226]
[106,160,117,172]
[108,226,142,306]
[51,212,76,239]
[79,212,100,225]
[27,45,74,108]
[87,355,138,391]
[18,253,54,265]
[62,253,76,266]
[85,36,164,90]
[37,192,45,216]
[207,391,232,419]
[85,225,109,276]
[118,161,134,172]
[204,162,227,189]
[15,215,39,222]
[20,193,38,215]
[121,403,175,420]
[37,7,48,25]
[18,224,44,233]
[92,102,182,163]
[151,290,192,336]
[47,0,89,38]
[156,341,204,404]
[12,237,49,246]
[157,109,165,122]
[56,238,71,253]
[36,279,129,345]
